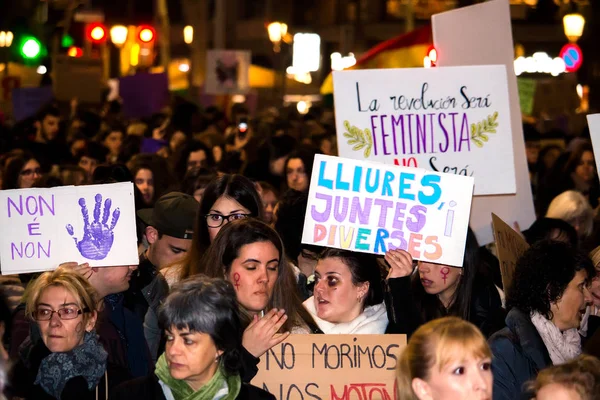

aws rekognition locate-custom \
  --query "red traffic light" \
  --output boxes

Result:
[67,46,83,57]
[424,45,438,68]
[86,23,108,44]
[138,26,156,43]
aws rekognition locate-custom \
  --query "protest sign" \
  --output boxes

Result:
[491,213,529,295]
[252,334,405,400]
[54,56,103,104]
[432,0,536,245]
[205,50,251,95]
[586,114,600,177]
[119,72,169,118]
[333,65,514,196]
[11,86,54,122]
[0,182,139,275]
[302,154,474,267]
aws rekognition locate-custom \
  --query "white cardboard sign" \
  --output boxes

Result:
[0,182,139,275]
[333,65,515,196]
[302,154,474,267]
[587,114,600,177]
[432,0,536,245]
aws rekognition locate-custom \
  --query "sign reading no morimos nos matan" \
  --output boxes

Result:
[0,182,139,275]
[333,65,515,195]
[302,155,474,267]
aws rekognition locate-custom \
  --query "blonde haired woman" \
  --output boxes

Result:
[7,267,128,399]
[546,190,594,239]
[396,317,493,400]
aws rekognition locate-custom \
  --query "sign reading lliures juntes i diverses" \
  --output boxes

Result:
[302,154,474,267]
[0,182,139,275]
[333,65,515,195]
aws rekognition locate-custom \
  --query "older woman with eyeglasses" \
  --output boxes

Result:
[7,267,128,399]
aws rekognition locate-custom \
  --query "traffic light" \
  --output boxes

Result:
[137,26,156,43]
[85,23,108,44]
[67,46,83,57]
[424,45,438,68]
[20,36,42,60]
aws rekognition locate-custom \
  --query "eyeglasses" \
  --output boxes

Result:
[205,213,251,228]
[34,307,89,321]
[20,168,41,176]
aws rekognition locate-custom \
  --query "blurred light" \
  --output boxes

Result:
[523,0,538,6]
[231,94,246,103]
[514,52,566,76]
[424,56,432,68]
[6,32,12,47]
[61,34,74,48]
[21,38,42,59]
[425,46,437,67]
[86,23,108,43]
[331,52,356,71]
[110,25,128,47]
[184,25,193,45]
[67,46,83,57]
[0,32,5,48]
[138,26,156,43]
[292,33,321,72]
[297,100,311,114]
[140,48,150,56]
[37,65,47,74]
[178,63,190,72]
[563,13,585,43]
[577,84,583,98]
[130,43,140,66]
[268,22,288,44]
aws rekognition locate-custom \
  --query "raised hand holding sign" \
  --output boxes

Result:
[66,194,121,260]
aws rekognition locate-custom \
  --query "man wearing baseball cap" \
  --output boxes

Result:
[125,192,199,361]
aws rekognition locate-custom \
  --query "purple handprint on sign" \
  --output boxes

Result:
[66,194,120,260]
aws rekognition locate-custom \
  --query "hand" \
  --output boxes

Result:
[66,194,121,260]
[242,309,290,358]
[59,262,92,279]
[385,249,415,279]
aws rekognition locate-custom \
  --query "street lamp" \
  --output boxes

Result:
[183,25,193,45]
[110,25,128,47]
[268,22,287,53]
[563,12,585,42]
[0,31,13,48]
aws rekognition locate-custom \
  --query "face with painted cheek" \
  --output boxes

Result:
[227,241,279,314]
[418,262,462,304]
[313,257,368,324]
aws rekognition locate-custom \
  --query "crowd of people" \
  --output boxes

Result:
[0,97,598,399]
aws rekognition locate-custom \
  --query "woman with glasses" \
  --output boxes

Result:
[7,267,127,399]
[2,152,42,189]
[164,174,262,286]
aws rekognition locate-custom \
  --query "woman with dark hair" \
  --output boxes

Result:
[173,140,215,181]
[111,276,275,400]
[197,219,319,376]
[537,142,600,215]
[172,174,263,285]
[304,248,387,334]
[489,240,595,400]
[96,123,125,164]
[283,146,317,192]
[384,228,504,338]
[2,153,42,189]
[129,154,174,207]
[523,217,579,248]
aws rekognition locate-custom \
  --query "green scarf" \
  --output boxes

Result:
[155,354,241,400]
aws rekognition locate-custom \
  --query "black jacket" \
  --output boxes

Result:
[488,308,552,400]
[111,373,276,400]
[7,339,129,400]
[384,276,505,337]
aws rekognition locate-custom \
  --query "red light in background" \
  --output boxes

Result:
[138,26,156,43]
[67,46,83,57]
[85,23,107,44]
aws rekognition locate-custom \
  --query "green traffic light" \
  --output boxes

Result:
[21,37,41,59]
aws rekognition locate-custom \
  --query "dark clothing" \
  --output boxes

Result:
[7,339,128,400]
[384,276,505,338]
[111,372,276,400]
[9,297,152,379]
[123,251,170,362]
[240,347,260,383]
[488,308,552,400]
[583,315,600,359]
